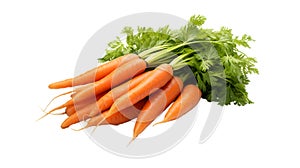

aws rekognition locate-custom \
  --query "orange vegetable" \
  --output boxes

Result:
[87,99,147,128]
[132,77,183,139]
[154,84,202,125]
[105,64,173,122]
[72,58,147,103]
[88,71,151,117]
[48,54,139,89]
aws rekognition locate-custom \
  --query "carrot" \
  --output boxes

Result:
[78,99,147,130]
[70,84,93,98]
[88,71,151,117]
[42,58,146,119]
[105,64,173,120]
[48,54,139,89]
[64,90,108,117]
[65,105,75,116]
[60,91,109,128]
[72,58,147,103]
[132,77,183,140]
[61,103,95,129]
[65,95,101,117]
[154,84,202,125]
[39,89,107,120]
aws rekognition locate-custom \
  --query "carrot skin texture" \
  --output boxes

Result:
[48,54,139,89]
[61,103,94,129]
[61,92,108,128]
[108,64,173,118]
[65,92,106,116]
[88,71,151,117]
[72,58,147,103]
[133,77,183,138]
[44,85,107,118]
[65,105,75,116]
[85,99,147,128]
[157,84,202,124]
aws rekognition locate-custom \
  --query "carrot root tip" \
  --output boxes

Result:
[153,121,166,126]
[71,125,88,131]
[90,126,98,135]
[127,137,136,147]
[43,91,73,111]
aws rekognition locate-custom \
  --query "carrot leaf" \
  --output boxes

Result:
[100,15,259,106]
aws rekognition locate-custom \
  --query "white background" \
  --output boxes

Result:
[1,0,299,167]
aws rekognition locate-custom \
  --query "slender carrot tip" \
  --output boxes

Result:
[127,137,136,147]
[36,115,46,122]
[36,112,51,121]
[71,125,88,131]
[52,112,66,115]
[153,120,167,126]
[90,126,98,135]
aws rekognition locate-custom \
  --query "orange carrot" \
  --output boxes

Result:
[88,71,151,117]
[64,90,108,116]
[79,99,147,130]
[49,54,139,89]
[65,105,75,116]
[61,103,95,129]
[42,58,146,119]
[132,77,183,139]
[154,84,202,125]
[39,90,107,120]
[70,84,93,98]
[72,58,147,103]
[106,64,173,120]
[60,91,109,128]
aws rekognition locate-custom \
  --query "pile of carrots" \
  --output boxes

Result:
[42,54,202,141]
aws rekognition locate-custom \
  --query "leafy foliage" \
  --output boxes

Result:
[100,15,259,106]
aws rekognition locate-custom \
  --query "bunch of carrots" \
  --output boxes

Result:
[42,54,202,140]
[41,15,258,142]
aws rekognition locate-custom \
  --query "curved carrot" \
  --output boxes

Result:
[49,54,139,89]
[39,90,107,120]
[104,64,173,122]
[92,64,173,130]
[79,99,147,130]
[154,84,202,125]
[42,58,146,119]
[61,103,95,129]
[72,58,147,103]
[65,92,106,117]
[132,77,183,139]
[60,91,109,128]
[88,71,151,117]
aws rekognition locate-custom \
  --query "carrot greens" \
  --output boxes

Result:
[100,15,258,106]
